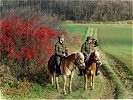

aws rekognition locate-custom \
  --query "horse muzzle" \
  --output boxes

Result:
[97,61,102,66]
[79,63,85,69]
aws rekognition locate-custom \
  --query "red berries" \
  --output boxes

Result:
[0,15,59,66]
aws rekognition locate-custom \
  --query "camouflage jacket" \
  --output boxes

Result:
[54,41,68,57]
[81,41,95,56]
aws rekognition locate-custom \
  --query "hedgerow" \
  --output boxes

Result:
[0,15,59,68]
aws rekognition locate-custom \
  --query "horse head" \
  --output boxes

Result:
[74,52,85,69]
[93,50,102,66]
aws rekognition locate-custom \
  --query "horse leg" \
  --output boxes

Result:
[90,75,94,90]
[53,72,56,84]
[55,76,59,90]
[51,72,56,85]
[51,73,54,85]
[63,75,67,94]
[84,74,87,90]
[69,71,74,93]
[92,75,94,89]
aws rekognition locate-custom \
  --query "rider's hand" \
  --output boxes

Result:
[65,47,68,51]
[62,53,66,57]
[86,54,89,57]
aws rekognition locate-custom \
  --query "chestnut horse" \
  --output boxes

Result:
[48,52,85,93]
[84,50,102,90]
[61,52,85,94]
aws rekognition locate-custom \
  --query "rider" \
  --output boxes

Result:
[79,36,100,76]
[54,34,68,76]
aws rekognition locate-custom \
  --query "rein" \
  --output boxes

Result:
[85,52,97,67]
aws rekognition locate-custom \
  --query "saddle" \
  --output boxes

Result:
[49,55,65,71]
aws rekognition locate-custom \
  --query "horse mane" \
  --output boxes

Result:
[64,53,75,61]
[64,52,83,62]
[85,51,95,67]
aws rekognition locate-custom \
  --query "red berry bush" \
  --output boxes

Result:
[0,15,59,68]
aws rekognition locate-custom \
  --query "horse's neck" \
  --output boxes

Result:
[66,53,75,62]
[85,52,92,61]
[65,54,76,71]
[85,53,95,67]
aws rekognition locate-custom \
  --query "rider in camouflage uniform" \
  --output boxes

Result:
[79,36,100,76]
[55,35,68,76]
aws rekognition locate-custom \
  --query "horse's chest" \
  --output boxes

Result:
[67,62,75,71]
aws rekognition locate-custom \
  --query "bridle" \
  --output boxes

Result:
[92,51,101,65]
[73,53,85,68]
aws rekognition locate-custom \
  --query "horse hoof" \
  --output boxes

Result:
[63,91,67,95]
[69,91,72,93]
[57,88,59,91]
[84,86,87,90]
[56,88,59,92]
[56,86,59,89]
[91,87,94,90]
[84,88,87,91]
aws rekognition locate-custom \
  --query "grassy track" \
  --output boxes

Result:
[64,24,133,99]
[94,24,132,70]
[66,24,132,71]
[35,70,115,99]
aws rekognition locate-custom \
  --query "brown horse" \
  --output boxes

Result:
[61,52,85,94]
[84,50,102,90]
[48,52,85,92]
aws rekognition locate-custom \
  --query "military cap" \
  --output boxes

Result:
[86,36,92,41]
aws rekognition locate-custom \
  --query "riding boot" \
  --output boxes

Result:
[96,65,100,76]
[55,56,62,76]
[78,68,83,76]
[56,67,61,75]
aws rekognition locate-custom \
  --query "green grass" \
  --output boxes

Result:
[2,83,57,99]
[102,60,127,99]
[64,25,88,35]
[65,24,133,71]
[93,24,133,71]
[65,24,133,98]
[63,72,111,99]
[64,25,88,41]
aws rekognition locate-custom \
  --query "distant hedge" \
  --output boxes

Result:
[1,0,132,22]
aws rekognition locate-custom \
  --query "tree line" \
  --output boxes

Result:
[1,0,133,22]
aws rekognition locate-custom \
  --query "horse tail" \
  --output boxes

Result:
[48,59,51,73]
[48,55,56,74]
